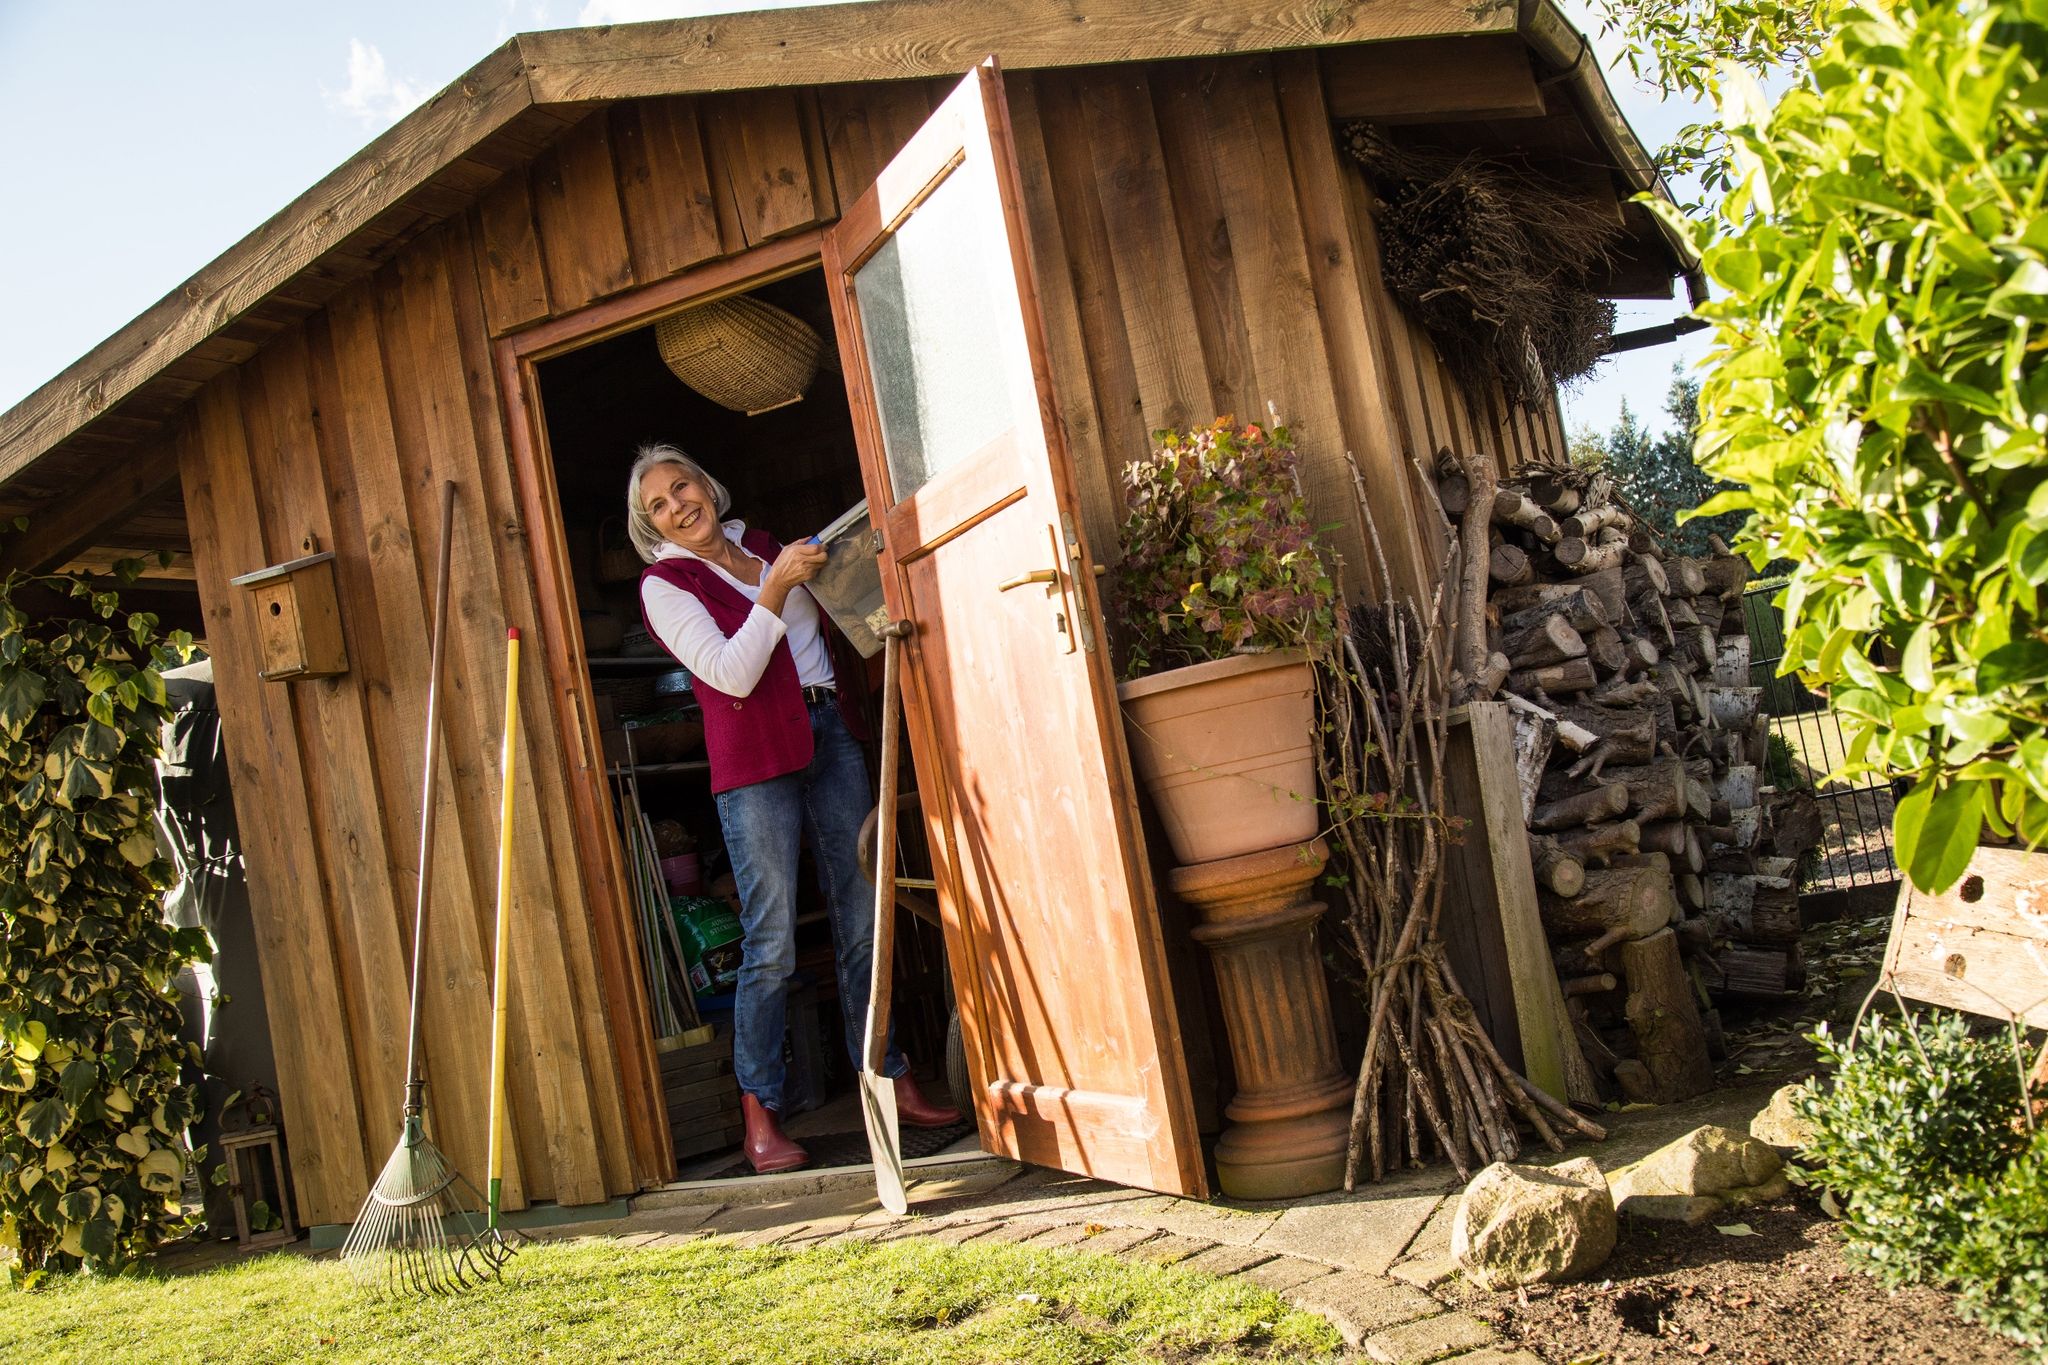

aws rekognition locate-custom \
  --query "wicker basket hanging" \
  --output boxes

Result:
[655,296,822,416]
[596,517,642,584]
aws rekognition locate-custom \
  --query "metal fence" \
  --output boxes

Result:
[1739,584,1901,893]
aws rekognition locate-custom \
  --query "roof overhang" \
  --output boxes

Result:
[0,0,1696,516]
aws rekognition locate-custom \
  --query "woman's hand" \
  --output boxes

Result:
[758,540,827,615]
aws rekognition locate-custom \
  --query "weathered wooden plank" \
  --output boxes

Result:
[1145,63,1256,434]
[1029,72,1152,542]
[181,378,371,1226]
[475,172,552,336]
[816,81,937,212]
[1446,702,1598,1106]
[796,89,841,228]
[390,233,609,1206]
[366,254,541,1206]
[317,283,534,1215]
[1340,158,1443,460]
[1320,35,1543,124]
[520,0,1519,102]
[236,329,416,1175]
[1200,59,1368,596]
[0,43,529,481]
[1077,70,1212,434]
[1274,51,1438,595]
[1883,846,2048,1028]
[1003,74,1122,564]
[491,331,673,1193]
[610,97,725,281]
[442,219,630,1199]
[706,87,829,246]
[698,113,752,261]
[530,113,636,313]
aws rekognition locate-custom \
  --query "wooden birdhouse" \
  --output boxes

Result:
[230,551,348,681]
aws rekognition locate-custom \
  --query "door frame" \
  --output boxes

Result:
[491,229,828,1189]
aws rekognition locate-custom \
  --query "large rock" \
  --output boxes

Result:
[1451,1157,1616,1289]
[1749,1084,1816,1153]
[1607,1125,1789,1223]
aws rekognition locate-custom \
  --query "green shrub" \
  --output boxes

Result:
[0,565,201,1274]
[1950,1128,2048,1352]
[1662,0,2048,891]
[1797,1011,2027,1285]
[1112,416,1336,678]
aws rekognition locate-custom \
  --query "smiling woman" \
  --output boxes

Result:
[625,436,960,1173]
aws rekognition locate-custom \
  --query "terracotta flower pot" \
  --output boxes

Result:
[1117,649,1319,865]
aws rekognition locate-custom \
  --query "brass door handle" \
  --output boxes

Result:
[996,568,1059,592]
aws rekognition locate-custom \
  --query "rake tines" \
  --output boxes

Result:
[343,485,524,1298]
[341,1111,517,1296]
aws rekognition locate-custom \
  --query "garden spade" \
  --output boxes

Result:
[858,620,913,1215]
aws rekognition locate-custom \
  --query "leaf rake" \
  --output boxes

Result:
[340,481,516,1295]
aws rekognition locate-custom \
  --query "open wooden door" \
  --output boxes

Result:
[822,61,1206,1197]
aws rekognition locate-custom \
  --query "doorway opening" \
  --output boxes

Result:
[528,261,970,1182]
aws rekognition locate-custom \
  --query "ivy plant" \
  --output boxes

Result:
[1112,417,1338,678]
[1663,0,2048,890]
[0,551,201,1275]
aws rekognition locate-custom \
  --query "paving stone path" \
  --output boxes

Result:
[553,1161,1539,1364]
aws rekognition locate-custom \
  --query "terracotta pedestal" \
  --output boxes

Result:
[1168,838,1351,1199]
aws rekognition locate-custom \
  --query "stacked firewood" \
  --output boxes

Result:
[1441,451,1804,1106]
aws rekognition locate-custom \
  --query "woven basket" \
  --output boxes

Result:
[627,716,705,763]
[596,518,642,584]
[593,674,660,717]
[655,296,822,416]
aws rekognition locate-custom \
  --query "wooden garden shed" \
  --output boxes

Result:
[0,0,1690,1229]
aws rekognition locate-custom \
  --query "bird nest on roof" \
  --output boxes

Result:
[1341,123,1620,408]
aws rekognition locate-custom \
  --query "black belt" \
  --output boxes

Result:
[800,684,837,706]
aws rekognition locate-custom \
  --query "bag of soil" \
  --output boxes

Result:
[670,896,744,996]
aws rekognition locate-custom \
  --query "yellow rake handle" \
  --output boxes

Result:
[486,627,521,1226]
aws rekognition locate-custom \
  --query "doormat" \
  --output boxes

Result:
[702,1121,975,1180]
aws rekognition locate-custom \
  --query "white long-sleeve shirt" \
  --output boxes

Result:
[641,523,836,698]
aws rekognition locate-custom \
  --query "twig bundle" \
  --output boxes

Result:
[1340,123,1620,405]
[1320,455,1604,1185]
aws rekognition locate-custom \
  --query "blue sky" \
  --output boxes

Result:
[0,0,1705,443]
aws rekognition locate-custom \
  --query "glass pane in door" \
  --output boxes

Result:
[852,148,1025,503]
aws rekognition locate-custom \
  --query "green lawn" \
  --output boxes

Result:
[0,1235,1343,1364]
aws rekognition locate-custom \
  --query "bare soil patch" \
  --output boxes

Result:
[1445,1196,2019,1364]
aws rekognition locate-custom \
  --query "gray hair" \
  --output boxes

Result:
[625,443,732,563]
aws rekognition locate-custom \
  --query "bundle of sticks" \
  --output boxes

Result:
[1440,449,1821,1106]
[1319,455,1606,1187]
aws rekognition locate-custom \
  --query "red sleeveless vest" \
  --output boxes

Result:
[639,528,866,793]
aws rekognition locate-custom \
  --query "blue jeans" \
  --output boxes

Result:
[714,699,908,1112]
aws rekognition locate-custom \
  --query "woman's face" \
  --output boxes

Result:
[640,462,722,553]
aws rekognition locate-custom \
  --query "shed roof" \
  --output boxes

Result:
[0,0,1693,559]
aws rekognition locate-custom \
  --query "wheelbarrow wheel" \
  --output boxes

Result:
[944,1008,971,1118]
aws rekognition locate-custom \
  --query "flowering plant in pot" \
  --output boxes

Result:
[1112,416,1337,865]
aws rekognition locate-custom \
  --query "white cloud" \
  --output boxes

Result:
[324,39,427,128]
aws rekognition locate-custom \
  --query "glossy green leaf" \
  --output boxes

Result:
[1897,781,1989,892]
[1901,624,1936,691]
[1979,640,2048,691]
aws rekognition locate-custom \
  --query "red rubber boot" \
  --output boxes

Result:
[741,1093,809,1173]
[893,1071,963,1128]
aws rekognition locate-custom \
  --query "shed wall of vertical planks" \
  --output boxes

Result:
[175,57,1582,1225]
